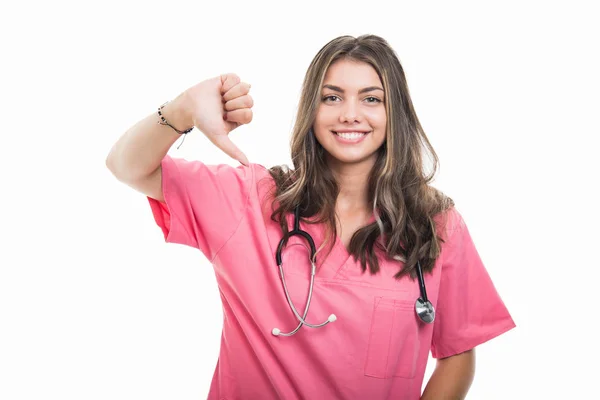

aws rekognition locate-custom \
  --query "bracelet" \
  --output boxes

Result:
[157,101,194,135]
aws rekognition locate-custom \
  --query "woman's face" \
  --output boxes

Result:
[313,59,387,169]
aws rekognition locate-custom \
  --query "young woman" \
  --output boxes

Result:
[106,34,515,400]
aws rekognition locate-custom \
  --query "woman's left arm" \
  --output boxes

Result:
[420,348,476,400]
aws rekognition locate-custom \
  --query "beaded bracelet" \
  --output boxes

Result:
[157,101,194,135]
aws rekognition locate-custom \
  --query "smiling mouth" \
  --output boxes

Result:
[332,131,371,139]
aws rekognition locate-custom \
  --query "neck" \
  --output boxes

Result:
[327,156,374,214]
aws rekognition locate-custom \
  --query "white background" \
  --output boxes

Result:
[1,0,598,398]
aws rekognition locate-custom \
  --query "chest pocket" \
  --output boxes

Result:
[364,296,420,379]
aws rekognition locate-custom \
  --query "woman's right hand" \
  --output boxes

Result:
[176,73,253,166]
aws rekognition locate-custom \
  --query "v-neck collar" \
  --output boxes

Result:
[289,212,349,275]
[265,210,376,279]
[257,171,378,279]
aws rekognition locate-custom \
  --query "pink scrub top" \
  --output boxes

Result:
[147,155,516,400]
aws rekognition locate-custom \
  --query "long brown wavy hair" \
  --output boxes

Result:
[267,34,455,280]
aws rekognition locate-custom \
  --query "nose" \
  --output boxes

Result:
[339,98,362,123]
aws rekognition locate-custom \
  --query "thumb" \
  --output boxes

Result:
[211,135,249,167]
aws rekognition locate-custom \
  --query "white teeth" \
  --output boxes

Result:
[335,131,367,139]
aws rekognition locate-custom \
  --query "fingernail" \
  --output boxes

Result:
[223,113,227,121]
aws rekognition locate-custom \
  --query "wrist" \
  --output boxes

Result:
[161,93,194,132]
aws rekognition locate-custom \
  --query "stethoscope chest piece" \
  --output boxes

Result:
[415,298,435,324]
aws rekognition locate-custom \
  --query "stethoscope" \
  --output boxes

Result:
[271,206,435,337]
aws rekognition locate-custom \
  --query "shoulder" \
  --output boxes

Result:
[250,162,276,187]
[432,204,465,243]
[252,162,293,193]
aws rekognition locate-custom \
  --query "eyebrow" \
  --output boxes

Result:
[322,84,384,94]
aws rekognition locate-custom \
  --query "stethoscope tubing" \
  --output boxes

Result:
[273,206,435,337]
[275,259,334,336]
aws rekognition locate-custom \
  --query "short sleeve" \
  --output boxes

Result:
[430,208,516,359]
[146,155,253,261]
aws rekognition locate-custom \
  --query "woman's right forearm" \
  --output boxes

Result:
[105,94,193,182]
